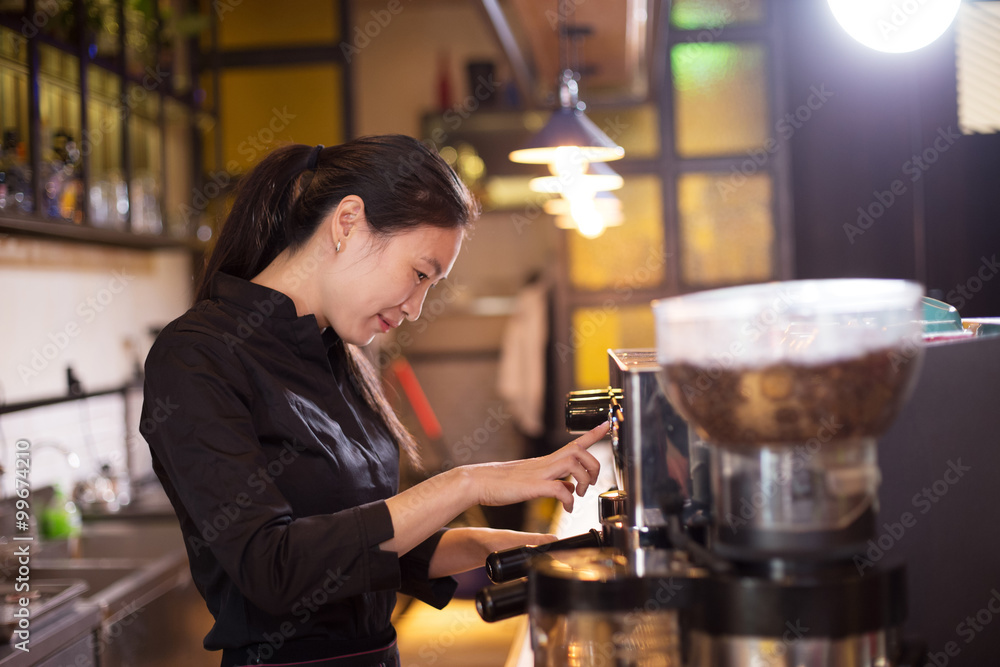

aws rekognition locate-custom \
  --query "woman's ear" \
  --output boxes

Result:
[332,195,365,247]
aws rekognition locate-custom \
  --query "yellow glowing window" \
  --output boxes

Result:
[570,306,657,389]
[671,0,766,29]
[217,0,341,47]
[677,171,774,287]
[672,42,769,158]
[218,65,344,172]
[567,176,666,292]
[585,104,661,159]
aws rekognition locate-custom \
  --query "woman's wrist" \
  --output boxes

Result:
[445,465,479,510]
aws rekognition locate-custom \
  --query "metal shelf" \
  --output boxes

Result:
[0,212,203,251]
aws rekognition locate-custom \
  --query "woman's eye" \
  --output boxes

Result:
[416,271,429,282]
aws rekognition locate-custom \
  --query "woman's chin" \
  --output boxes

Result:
[353,332,377,347]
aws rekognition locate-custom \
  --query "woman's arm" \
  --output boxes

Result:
[426,527,557,579]
[379,421,608,557]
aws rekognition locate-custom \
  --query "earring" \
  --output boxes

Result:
[335,240,342,253]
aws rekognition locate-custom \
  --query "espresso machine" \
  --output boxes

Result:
[477,278,929,667]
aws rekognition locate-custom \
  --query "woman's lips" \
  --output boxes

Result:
[378,315,394,333]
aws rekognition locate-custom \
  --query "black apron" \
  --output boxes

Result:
[222,635,400,667]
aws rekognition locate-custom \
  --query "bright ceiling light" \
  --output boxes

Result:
[545,190,622,217]
[529,159,624,194]
[508,65,623,164]
[567,196,608,239]
[827,0,962,53]
[553,208,624,230]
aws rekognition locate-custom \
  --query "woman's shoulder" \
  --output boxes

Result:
[147,299,248,365]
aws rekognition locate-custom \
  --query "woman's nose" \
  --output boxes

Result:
[402,288,428,321]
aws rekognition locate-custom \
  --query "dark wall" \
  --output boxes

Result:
[879,334,1000,665]
[781,1,1000,317]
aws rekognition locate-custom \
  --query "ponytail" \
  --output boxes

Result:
[195,144,316,303]
[194,135,479,466]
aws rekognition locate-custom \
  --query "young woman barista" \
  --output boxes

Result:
[139,135,609,667]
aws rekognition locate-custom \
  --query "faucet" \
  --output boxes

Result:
[28,441,126,512]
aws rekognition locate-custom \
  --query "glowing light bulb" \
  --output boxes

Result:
[827,0,962,53]
[569,196,607,239]
[549,146,588,178]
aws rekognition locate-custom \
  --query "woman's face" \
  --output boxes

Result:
[320,217,464,346]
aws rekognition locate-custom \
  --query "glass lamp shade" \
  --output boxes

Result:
[552,192,624,239]
[509,107,625,164]
[554,210,625,230]
[545,191,623,216]
[530,159,625,194]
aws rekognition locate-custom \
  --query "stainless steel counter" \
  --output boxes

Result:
[2,514,205,666]
[0,599,102,666]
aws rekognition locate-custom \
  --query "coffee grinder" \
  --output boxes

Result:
[653,278,926,665]
[478,279,928,667]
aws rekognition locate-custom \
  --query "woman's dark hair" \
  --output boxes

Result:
[196,135,479,464]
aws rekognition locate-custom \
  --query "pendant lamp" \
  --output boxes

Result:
[529,156,625,194]
[509,74,625,164]
[544,190,623,217]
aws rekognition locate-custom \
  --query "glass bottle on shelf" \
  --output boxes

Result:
[130,172,161,234]
[0,130,32,214]
[42,130,84,223]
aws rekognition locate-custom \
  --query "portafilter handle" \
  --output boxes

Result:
[485,529,603,583]
[475,577,528,623]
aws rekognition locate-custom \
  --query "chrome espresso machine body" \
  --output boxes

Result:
[477,279,929,667]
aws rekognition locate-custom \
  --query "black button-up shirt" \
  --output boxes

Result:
[140,272,456,655]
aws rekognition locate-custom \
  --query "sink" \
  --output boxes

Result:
[31,557,184,622]
[41,519,185,560]
[34,520,190,624]
[30,561,143,598]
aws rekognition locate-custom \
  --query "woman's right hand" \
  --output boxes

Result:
[459,421,609,512]
[381,421,608,557]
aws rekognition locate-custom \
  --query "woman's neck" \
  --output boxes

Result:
[251,245,328,327]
